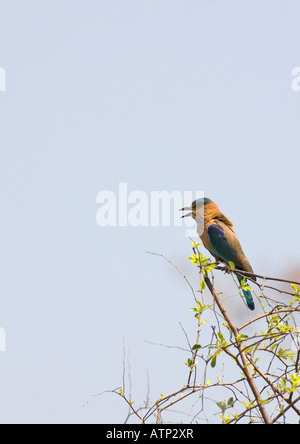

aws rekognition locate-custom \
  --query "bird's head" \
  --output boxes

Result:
[180,197,213,220]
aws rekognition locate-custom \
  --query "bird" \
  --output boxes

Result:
[181,197,255,310]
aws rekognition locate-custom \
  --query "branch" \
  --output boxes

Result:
[238,307,300,331]
[146,251,197,302]
[203,275,272,424]
[247,356,300,419]
[219,267,300,287]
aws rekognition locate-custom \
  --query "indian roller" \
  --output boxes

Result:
[181,197,255,310]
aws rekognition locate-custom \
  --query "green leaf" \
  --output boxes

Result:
[236,334,249,341]
[220,414,231,424]
[192,344,202,351]
[203,263,217,274]
[240,277,252,291]
[228,261,235,270]
[191,301,211,314]
[291,372,300,387]
[211,355,217,368]
[191,241,202,248]
[185,358,198,370]
[258,399,271,405]
[216,401,226,414]
[240,401,255,409]
[218,332,224,341]
[227,397,234,407]
[188,254,199,264]
[291,283,300,295]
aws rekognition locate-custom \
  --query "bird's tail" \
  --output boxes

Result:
[237,274,255,311]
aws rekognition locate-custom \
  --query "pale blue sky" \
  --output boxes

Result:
[0,0,300,423]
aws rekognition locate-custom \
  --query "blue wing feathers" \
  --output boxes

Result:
[208,224,255,311]
[207,224,236,263]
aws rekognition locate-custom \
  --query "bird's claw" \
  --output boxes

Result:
[224,265,231,275]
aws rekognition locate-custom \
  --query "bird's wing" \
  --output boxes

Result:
[207,223,238,265]
[208,223,255,310]
[208,222,253,273]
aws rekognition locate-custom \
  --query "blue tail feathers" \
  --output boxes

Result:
[237,275,255,311]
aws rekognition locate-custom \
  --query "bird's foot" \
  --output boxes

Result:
[224,265,231,274]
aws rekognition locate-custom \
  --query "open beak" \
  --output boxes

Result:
[180,207,193,218]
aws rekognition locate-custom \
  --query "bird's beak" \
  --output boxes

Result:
[180,207,193,218]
